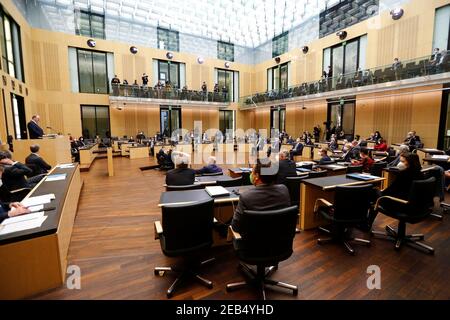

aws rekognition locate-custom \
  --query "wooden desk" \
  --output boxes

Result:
[299,174,385,230]
[0,143,9,151]
[416,148,445,164]
[317,164,348,176]
[195,175,235,186]
[382,165,438,189]
[0,164,82,299]
[228,168,252,178]
[129,146,149,159]
[13,136,71,167]
[79,143,98,170]
[159,186,253,246]
[423,156,450,170]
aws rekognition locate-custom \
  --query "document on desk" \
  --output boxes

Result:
[1,211,45,225]
[28,204,44,212]
[57,163,75,169]
[21,194,56,207]
[0,214,47,235]
[45,173,67,182]
[432,155,449,160]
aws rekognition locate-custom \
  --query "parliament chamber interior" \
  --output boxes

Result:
[0,0,450,303]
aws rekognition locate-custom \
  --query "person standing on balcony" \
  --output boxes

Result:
[111,75,120,96]
[142,73,149,86]
[221,84,228,102]
[201,82,207,101]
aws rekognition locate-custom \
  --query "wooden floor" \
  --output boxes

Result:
[33,155,450,300]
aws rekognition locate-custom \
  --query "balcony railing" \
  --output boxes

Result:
[240,51,450,107]
[110,84,230,104]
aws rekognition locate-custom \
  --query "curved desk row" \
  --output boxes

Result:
[0,164,82,299]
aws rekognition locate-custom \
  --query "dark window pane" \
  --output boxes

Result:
[157,27,179,52]
[92,51,108,94]
[76,11,105,39]
[217,41,234,61]
[272,31,288,58]
[77,50,94,93]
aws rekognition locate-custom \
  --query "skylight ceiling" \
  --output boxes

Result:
[34,0,341,48]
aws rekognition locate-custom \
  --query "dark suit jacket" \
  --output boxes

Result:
[291,142,303,154]
[276,159,297,185]
[27,121,44,139]
[0,202,10,223]
[195,164,223,175]
[25,153,52,176]
[2,162,33,190]
[231,184,291,233]
[165,167,196,186]
[319,155,332,164]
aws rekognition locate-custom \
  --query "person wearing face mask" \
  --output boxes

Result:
[367,153,424,228]
[231,160,291,233]
[0,165,31,223]
[388,144,409,167]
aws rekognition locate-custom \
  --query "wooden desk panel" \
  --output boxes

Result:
[129,146,149,159]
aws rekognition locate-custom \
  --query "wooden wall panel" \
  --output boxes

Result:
[124,106,137,136]
[31,41,44,90]
[134,56,146,83]
[42,42,61,91]
[397,16,419,60]
[36,103,48,130]
[376,24,395,66]
[391,94,413,143]
[122,55,134,84]
[48,103,64,134]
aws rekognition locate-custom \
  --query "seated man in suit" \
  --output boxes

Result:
[27,115,44,139]
[289,138,303,160]
[0,151,43,190]
[195,156,223,175]
[165,152,195,186]
[0,166,30,222]
[25,145,52,176]
[318,148,332,164]
[276,150,297,185]
[231,160,291,233]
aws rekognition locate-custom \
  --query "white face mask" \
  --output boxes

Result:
[397,162,407,170]
[0,179,2,187]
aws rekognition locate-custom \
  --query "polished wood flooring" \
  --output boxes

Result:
[33,156,450,300]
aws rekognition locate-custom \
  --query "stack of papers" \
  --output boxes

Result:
[0,212,47,236]
[239,168,252,172]
[57,163,75,169]
[21,194,55,207]
[205,186,230,197]
[431,155,449,160]
[45,174,67,182]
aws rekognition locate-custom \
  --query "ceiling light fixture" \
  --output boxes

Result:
[390,8,404,20]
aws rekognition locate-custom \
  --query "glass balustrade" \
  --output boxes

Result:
[240,51,450,107]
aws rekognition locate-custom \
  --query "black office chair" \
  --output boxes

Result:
[285,176,306,234]
[0,185,31,203]
[314,184,373,255]
[370,161,387,177]
[423,167,449,220]
[200,172,223,176]
[226,206,299,300]
[346,165,363,173]
[154,199,215,298]
[307,170,327,178]
[217,176,243,187]
[371,177,436,254]
[165,184,204,191]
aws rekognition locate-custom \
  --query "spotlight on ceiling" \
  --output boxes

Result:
[87,39,96,48]
[275,57,281,64]
[166,52,174,60]
[224,62,231,69]
[336,31,347,40]
[390,8,404,20]
[302,46,309,54]
[197,56,204,64]
[130,46,138,54]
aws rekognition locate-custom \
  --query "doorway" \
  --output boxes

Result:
[327,99,356,141]
[80,105,110,139]
[10,93,27,139]
[160,106,181,138]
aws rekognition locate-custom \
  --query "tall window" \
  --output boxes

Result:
[11,93,27,139]
[160,106,181,137]
[217,41,234,62]
[433,5,450,51]
[327,99,356,141]
[272,31,289,58]
[215,68,239,102]
[267,62,289,91]
[81,105,110,139]
[76,49,109,94]
[0,6,24,82]
[156,59,183,89]
[75,10,105,39]
[157,27,179,52]
[219,110,235,139]
[270,106,286,133]
[323,35,367,79]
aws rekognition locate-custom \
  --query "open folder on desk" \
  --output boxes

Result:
[45,174,67,182]
[0,213,47,235]
[21,194,56,207]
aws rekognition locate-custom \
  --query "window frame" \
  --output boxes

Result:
[217,41,235,62]
[272,31,289,58]
[267,62,289,91]
[322,35,364,77]
[80,104,111,139]
[157,27,180,52]
[76,48,109,94]
[75,10,105,39]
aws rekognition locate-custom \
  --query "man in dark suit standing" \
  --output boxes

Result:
[25,144,52,176]
[165,152,195,186]
[276,151,297,185]
[231,160,291,233]
[27,115,44,139]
